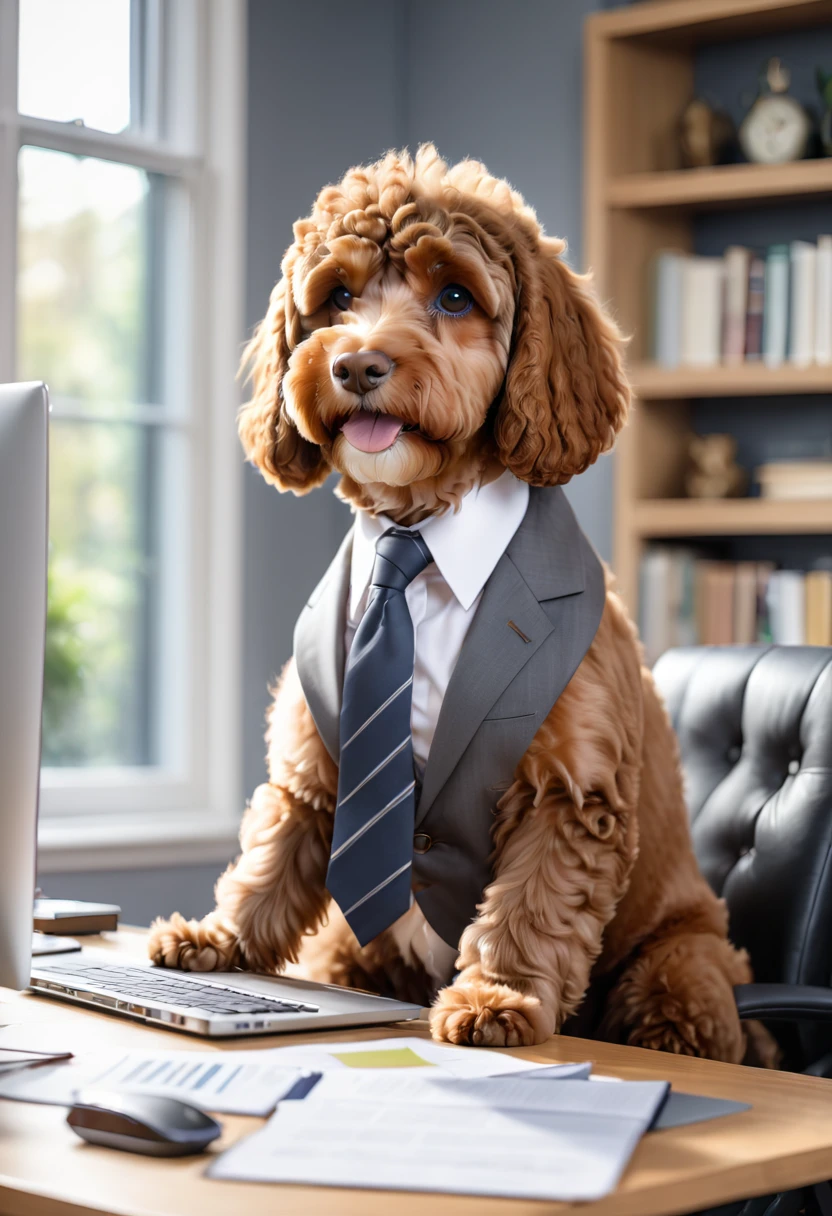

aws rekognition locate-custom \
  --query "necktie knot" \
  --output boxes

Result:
[371,528,432,593]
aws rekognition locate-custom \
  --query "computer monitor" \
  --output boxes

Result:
[0,382,48,991]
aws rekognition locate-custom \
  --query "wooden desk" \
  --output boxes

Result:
[1,929,831,1216]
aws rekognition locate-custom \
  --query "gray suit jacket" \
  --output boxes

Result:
[294,486,606,947]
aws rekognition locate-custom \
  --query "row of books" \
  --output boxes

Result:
[650,237,832,369]
[639,548,832,666]
[757,460,832,501]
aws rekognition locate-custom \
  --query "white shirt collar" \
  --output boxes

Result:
[349,469,530,617]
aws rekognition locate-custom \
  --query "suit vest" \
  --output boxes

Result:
[294,485,606,948]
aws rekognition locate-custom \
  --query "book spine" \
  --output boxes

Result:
[639,549,669,667]
[722,246,750,365]
[789,241,816,367]
[763,244,790,368]
[815,235,832,366]
[767,570,806,645]
[805,570,832,646]
[733,562,758,644]
[682,258,723,367]
[652,253,683,369]
[744,254,765,361]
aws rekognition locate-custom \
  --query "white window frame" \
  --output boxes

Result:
[0,0,245,872]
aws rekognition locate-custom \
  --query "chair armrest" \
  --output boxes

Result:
[734,983,832,1021]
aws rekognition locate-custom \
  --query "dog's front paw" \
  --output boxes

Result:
[430,977,551,1047]
[148,912,242,972]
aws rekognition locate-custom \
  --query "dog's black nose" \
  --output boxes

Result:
[331,350,393,395]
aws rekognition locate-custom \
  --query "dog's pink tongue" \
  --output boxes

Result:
[341,410,404,453]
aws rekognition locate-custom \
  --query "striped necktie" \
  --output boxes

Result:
[327,527,432,947]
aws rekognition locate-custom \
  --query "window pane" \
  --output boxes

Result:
[17,146,169,770]
[17,146,155,411]
[18,0,133,134]
[44,421,156,767]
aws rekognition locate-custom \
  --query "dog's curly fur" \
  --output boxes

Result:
[149,146,772,1063]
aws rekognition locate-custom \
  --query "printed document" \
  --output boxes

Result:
[0,1036,557,1115]
[208,1071,669,1201]
[258,1034,552,1077]
[0,1049,302,1116]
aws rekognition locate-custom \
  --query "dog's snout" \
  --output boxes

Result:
[331,350,393,395]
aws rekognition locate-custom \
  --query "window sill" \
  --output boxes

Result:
[37,811,241,875]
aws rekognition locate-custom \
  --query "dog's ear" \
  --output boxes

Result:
[495,236,630,486]
[238,271,330,494]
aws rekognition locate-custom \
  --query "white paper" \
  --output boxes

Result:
[299,1071,663,1115]
[208,1070,669,1202]
[0,1049,301,1116]
[259,1034,548,1077]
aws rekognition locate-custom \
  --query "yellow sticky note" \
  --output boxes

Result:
[333,1047,434,1069]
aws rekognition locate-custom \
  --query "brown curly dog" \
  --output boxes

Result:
[149,145,761,1062]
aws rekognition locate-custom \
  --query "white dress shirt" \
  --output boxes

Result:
[345,469,530,770]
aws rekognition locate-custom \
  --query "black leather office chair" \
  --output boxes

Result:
[654,646,832,1216]
[654,644,832,1076]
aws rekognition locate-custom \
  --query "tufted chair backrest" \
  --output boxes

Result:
[653,646,832,1066]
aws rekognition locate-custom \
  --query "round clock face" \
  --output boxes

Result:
[740,95,810,164]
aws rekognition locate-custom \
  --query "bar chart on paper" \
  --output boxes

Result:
[0,1049,302,1115]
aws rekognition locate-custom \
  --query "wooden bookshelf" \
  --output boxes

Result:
[630,363,832,399]
[584,0,832,612]
[633,499,832,537]
[608,161,832,211]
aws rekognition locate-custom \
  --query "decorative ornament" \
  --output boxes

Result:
[678,97,737,169]
[686,434,748,500]
[739,58,811,165]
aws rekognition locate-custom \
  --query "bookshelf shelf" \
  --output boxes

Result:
[630,363,832,399]
[585,0,832,615]
[608,162,832,212]
[634,499,832,538]
[594,0,832,46]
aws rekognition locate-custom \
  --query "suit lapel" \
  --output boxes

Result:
[293,528,353,762]
[416,555,555,824]
[416,487,588,826]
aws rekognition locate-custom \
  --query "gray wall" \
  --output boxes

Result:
[43,0,610,926]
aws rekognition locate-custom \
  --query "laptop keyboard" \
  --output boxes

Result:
[35,961,319,1015]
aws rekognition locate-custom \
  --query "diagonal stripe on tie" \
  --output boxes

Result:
[329,781,416,862]
[337,736,411,807]
[327,527,432,947]
[341,676,413,750]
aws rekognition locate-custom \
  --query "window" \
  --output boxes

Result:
[0,0,244,868]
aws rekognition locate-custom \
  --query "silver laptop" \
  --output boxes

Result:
[29,951,422,1036]
[0,380,420,1035]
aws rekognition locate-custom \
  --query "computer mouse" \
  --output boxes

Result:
[67,1088,222,1156]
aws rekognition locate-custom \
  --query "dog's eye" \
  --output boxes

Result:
[330,286,353,312]
[434,284,473,316]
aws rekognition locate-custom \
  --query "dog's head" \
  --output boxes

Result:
[240,145,629,522]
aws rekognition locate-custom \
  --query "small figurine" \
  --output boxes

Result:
[678,97,737,169]
[686,433,748,499]
[739,58,811,164]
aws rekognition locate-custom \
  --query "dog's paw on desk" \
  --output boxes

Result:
[429,975,551,1048]
[147,911,243,973]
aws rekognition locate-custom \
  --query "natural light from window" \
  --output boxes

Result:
[18,148,158,769]
[17,0,132,134]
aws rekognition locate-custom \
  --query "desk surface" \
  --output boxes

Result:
[1,929,831,1216]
